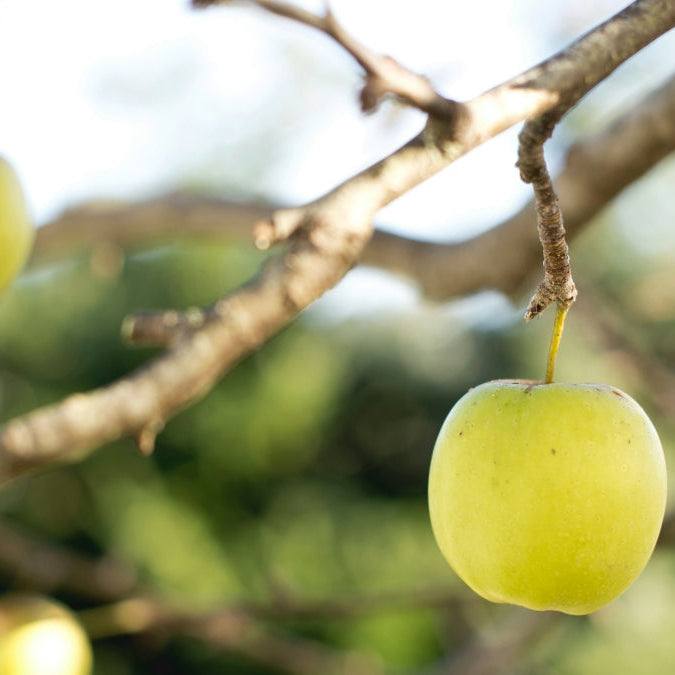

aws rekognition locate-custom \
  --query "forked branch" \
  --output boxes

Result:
[0,0,673,483]
[359,72,675,299]
[192,0,461,117]
[30,73,675,300]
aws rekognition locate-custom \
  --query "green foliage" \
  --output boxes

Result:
[0,216,674,673]
[0,241,454,671]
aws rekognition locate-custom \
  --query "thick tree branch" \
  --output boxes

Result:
[513,0,669,326]
[362,72,675,298]
[0,0,673,482]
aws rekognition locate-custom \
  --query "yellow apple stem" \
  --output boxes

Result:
[545,304,569,384]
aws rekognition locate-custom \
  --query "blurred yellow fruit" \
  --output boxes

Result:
[0,595,92,675]
[428,380,667,615]
[0,156,33,293]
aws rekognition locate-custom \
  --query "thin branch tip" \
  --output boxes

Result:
[253,208,308,249]
[252,219,274,250]
[525,279,577,323]
[137,423,162,455]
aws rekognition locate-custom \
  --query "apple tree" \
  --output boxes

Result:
[0,0,674,672]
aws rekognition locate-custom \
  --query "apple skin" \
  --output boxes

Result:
[0,595,92,675]
[428,380,667,615]
[0,156,34,294]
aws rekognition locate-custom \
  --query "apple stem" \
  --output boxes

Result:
[545,303,569,383]
[518,116,577,323]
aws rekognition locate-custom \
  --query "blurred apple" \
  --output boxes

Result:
[0,595,92,675]
[428,380,667,615]
[0,156,34,294]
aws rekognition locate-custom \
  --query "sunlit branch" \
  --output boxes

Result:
[192,0,461,116]
[360,72,675,299]
[0,0,673,483]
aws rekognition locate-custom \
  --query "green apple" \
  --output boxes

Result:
[0,156,34,293]
[0,595,92,675]
[428,380,667,615]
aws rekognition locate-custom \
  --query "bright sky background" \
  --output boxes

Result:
[0,0,673,318]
